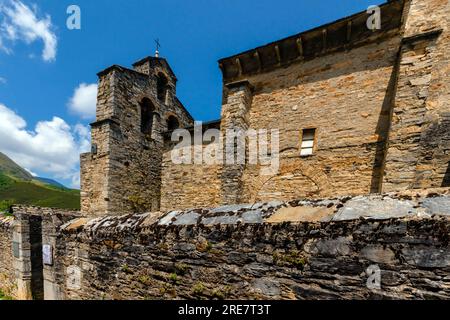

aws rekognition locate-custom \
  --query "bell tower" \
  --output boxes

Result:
[80,52,194,216]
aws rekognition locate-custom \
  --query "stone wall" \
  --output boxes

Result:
[160,143,222,212]
[159,24,406,210]
[383,0,450,191]
[46,189,450,300]
[0,215,15,298]
[2,207,81,300]
[232,36,401,203]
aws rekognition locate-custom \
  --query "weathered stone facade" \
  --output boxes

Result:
[81,60,194,216]
[2,191,450,300]
[80,0,449,215]
[161,143,222,211]
[384,0,450,191]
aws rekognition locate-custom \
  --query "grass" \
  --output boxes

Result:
[0,173,13,189]
[0,152,33,181]
[0,173,80,210]
[0,289,13,300]
[0,152,80,210]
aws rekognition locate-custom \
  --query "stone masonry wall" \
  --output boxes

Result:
[47,189,450,300]
[237,35,402,203]
[8,206,81,300]
[160,143,222,212]
[80,71,115,215]
[0,215,15,298]
[159,32,409,211]
[220,82,253,205]
[383,0,450,191]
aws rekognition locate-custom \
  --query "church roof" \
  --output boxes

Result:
[218,0,405,82]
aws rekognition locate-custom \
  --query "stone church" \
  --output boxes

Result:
[80,0,449,216]
[2,0,450,301]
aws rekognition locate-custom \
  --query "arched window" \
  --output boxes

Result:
[167,115,180,131]
[140,98,154,134]
[156,73,169,103]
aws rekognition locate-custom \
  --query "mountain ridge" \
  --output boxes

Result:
[0,152,34,181]
[0,151,80,210]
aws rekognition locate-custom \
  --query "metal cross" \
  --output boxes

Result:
[155,39,161,52]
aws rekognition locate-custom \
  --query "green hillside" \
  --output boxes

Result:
[0,152,33,181]
[0,152,80,211]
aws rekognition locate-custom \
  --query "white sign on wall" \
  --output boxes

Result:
[42,244,53,265]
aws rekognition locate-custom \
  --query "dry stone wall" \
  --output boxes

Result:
[46,189,450,300]
[9,206,81,300]
[0,215,15,298]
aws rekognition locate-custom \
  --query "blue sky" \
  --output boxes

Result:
[0,0,386,188]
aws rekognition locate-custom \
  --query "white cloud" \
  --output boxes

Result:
[0,0,57,61]
[0,103,90,188]
[24,167,36,176]
[0,76,5,84]
[68,83,98,120]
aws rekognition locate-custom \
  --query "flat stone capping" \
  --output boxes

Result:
[96,64,148,78]
[0,215,14,229]
[11,205,81,216]
[401,28,444,44]
[62,188,450,233]
[89,118,120,128]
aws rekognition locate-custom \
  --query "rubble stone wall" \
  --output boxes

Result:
[0,216,15,298]
[47,191,450,300]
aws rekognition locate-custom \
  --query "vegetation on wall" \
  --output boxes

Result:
[0,288,13,300]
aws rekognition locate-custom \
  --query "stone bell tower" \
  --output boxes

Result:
[80,54,194,216]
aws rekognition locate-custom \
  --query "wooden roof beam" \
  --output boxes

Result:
[274,45,281,65]
[254,50,262,72]
[346,21,352,42]
[296,37,303,59]
[235,58,243,77]
[322,29,328,52]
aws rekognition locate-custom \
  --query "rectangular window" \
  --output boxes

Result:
[300,128,316,156]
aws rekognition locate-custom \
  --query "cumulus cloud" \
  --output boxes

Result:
[0,0,57,61]
[68,83,98,120]
[0,103,90,188]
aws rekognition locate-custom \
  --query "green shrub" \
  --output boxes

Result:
[0,199,14,216]
[192,282,205,295]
